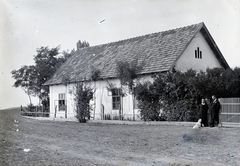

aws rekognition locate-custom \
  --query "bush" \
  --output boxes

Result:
[135,81,162,121]
[136,71,200,121]
[135,67,240,122]
[74,82,94,123]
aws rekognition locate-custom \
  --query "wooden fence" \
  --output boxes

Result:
[219,98,240,127]
[21,105,50,117]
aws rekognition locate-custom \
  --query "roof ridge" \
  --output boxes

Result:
[45,22,206,85]
[77,22,204,50]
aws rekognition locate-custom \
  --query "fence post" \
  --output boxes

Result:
[20,105,22,115]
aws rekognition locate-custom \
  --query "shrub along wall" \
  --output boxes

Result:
[135,67,240,122]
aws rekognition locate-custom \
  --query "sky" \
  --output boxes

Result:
[0,0,240,109]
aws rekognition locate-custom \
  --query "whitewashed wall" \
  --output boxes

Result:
[49,75,153,120]
[93,75,153,120]
[175,31,222,72]
[49,83,75,119]
[94,78,138,120]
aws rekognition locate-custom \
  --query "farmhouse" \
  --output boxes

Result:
[44,22,229,120]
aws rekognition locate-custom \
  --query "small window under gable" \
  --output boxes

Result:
[195,47,202,59]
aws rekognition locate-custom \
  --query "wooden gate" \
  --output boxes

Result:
[219,98,240,127]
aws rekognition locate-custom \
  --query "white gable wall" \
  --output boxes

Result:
[49,84,76,119]
[175,31,222,72]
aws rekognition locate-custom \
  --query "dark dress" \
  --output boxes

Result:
[199,103,209,127]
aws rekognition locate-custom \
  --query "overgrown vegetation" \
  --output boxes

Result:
[116,59,144,92]
[90,66,101,120]
[115,59,144,120]
[74,82,94,123]
[90,66,101,81]
[135,67,240,121]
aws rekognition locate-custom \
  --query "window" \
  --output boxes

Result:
[58,93,66,111]
[195,47,202,59]
[112,88,121,110]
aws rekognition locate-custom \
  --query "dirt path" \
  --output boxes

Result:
[0,108,240,166]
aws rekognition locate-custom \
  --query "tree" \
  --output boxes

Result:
[223,67,240,97]
[74,82,94,123]
[33,46,63,102]
[89,66,101,119]
[205,68,226,98]
[11,65,38,105]
[115,59,144,120]
[12,46,68,105]
[62,49,76,60]
[12,40,90,106]
[76,40,90,50]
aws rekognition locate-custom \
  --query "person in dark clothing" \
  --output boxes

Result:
[210,95,221,127]
[199,98,209,127]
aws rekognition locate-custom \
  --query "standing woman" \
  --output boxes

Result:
[199,98,209,127]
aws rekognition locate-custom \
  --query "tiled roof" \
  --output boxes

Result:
[45,22,205,85]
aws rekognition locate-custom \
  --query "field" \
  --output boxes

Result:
[0,108,240,166]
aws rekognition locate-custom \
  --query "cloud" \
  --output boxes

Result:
[1,0,239,109]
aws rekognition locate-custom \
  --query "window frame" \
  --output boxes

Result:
[58,93,66,111]
[112,88,121,110]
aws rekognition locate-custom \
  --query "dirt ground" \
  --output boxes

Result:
[0,108,240,166]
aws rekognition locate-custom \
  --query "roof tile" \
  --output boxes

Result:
[45,23,204,85]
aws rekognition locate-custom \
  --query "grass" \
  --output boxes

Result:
[0,108,240,166]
